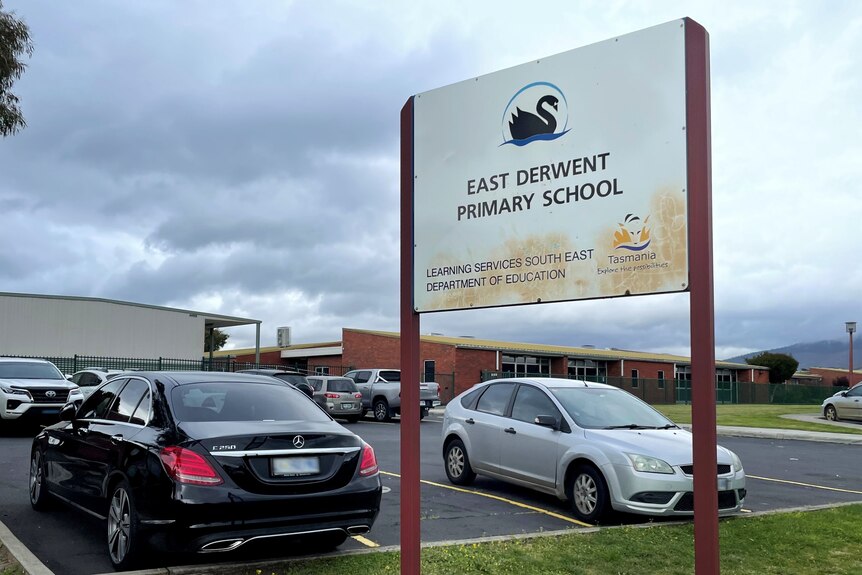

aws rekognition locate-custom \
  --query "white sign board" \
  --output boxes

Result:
[413,20,688,313]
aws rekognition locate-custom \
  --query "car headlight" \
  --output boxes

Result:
[69,386,81,394]
[626,453,675,474]
[0,383,32,398]
[730,451,744,473]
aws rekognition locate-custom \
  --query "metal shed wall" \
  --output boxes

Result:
[0,295,204,358]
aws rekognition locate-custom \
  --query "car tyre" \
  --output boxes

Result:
[29,448,52,511]
[420,407,428,420]
[444,439,476,486]
[107,479,144,571]
[569,464,610,524]
[825,404,839,421]
[373,399,391,422]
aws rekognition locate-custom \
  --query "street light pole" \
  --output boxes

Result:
[846,322,856,387]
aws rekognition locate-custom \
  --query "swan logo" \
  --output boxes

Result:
[613,213,651,251]
[501,82,570,147]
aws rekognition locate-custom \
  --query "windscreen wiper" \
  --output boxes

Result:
[604,424,659,430]
[656,423,679,429]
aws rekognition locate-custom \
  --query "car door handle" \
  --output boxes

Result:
[111,434,124,444]
[465,418,474,425]
[504,427,516,434]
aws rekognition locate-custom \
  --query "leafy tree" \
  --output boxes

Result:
[746,352,799,384]
[204,328,229,352]
[0,0,33,137]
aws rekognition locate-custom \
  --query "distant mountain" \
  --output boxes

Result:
[724,339,862,370]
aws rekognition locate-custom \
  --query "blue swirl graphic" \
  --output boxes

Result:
[500,129,571,147]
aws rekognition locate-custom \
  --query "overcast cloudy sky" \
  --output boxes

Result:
[1,0,860,359]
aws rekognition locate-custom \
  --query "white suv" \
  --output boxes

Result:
[0,358,84,427]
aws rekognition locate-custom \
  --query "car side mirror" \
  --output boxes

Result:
[60,402,77,422]
[534,414,559,430]
[841,391,849,397]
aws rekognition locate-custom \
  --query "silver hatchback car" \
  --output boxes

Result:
[442,378,746,523]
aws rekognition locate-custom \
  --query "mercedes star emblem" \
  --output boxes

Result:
[292,435,305,449]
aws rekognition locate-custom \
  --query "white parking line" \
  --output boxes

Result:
[748,474,862,495]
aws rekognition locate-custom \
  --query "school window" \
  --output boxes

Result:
[657,370,665,389]
[424,360,436,383]
[631,369,639,388]
[314,366,330,375]
[501,355,551,377]
[567,359,608,382]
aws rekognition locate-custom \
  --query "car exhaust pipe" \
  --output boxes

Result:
[347,525,370,535]
[199,538,245,553]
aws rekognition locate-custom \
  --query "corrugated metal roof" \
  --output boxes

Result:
[0,291,260,329]
[211,341,342,357]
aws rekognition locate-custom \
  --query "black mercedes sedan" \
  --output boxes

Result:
[28,371,382,570]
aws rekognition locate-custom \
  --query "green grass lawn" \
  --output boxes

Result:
[653,403,862,435]
[234,505,862,575]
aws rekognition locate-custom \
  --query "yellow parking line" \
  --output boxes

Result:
[748,474,862,495]
[352,535,380,548]
[380,471,591,527]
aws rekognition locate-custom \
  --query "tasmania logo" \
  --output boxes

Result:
[613,214,651,251]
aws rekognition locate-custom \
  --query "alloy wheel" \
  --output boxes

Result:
[447,445,465,478]
[29,451,42,504]
[573,473,598,515]
[108,487,132,564]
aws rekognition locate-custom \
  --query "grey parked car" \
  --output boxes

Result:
[306,376,364,423]
[442,378,746,523]
[822,383,862,421]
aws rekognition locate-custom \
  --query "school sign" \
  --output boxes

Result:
[412,20,688,312]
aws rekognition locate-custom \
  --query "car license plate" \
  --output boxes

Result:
[271,456,320,477]
[341,403,354,409]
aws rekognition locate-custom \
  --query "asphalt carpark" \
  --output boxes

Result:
[1,413,862,575]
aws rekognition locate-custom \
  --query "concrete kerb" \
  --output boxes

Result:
[5,500,862,575]
[95,501,862,575]
[0,519,53,575]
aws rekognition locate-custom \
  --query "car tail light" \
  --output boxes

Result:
[325,392,340,399]
[354,392,362,399]
[159,447,223,486]
[359,442,379,477]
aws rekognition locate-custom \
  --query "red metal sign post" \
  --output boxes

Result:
[684,19,719,575]
[400,96,422,575]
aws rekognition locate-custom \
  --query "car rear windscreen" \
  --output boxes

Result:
[171,382,332,422]
[327,378,358,393]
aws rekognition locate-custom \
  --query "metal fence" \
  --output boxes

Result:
[2,355,459,402]
[1,354,347,377]
[480,371,847,405]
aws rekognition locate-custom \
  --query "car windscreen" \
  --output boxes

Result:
[171,382,331,423]
[0,362,64,380]
[549,387,674,429]
[327,378,358,393]
[378,370,401,382]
